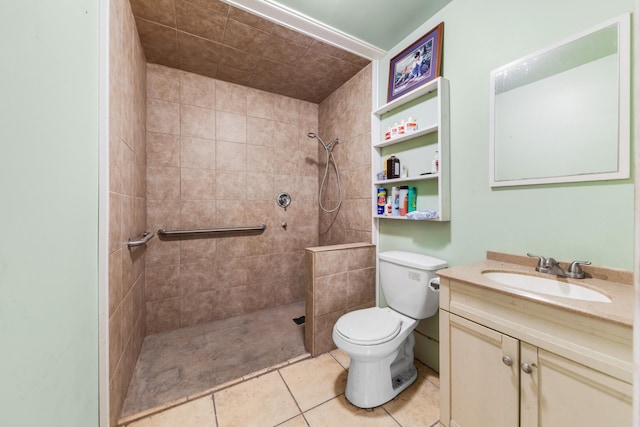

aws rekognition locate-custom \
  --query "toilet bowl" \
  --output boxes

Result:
[332,251,446,408]
[333,307,419,408]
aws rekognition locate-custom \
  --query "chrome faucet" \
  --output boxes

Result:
[526,253,591,279]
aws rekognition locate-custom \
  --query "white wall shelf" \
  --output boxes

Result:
[374,78,441,116]
[373,125,438,148]
[374,173,437,186]
[372,77,450,222]
[373,215,441,221]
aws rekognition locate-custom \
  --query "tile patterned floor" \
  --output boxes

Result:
[121,302,308,420]
[124,350,440,427]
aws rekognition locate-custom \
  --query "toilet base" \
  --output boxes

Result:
[344,333,417,408]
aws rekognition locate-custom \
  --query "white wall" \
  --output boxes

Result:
[0,0,101,425]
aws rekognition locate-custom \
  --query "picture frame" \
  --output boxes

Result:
[387,22,444,102]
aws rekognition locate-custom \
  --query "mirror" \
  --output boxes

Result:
[489,14,630,187]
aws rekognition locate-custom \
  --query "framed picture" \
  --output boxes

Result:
[387,22,444,102]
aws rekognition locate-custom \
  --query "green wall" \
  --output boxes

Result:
[378,0,635,270]
[0,1,101,425]
[376,0,635,370]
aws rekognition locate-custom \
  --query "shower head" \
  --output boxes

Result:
[307,132,338,151]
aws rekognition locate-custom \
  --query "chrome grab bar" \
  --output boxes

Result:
[127,231,155,248]
[157,224,267,238]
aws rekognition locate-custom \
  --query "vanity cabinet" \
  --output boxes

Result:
[439,277,632,427]
[372,77,450,221]
[442,311,632,427]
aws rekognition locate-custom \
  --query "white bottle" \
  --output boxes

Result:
[431,150,439,174]
[406,116,418,133]
[391,122,399,138]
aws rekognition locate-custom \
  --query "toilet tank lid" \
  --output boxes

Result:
[379,251,447,271]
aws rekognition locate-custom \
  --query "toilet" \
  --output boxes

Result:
[332,250,447,408]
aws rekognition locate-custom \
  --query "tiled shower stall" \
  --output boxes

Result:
[108,0,373,425]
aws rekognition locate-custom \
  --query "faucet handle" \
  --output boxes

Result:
[568,260,591,278]
[527,253,547,269]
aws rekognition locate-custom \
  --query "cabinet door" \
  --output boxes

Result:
[520,343,632,427]
[446,313,519,427]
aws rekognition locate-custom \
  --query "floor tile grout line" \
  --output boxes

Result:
[210,393,219,427]
[276,368,305,418]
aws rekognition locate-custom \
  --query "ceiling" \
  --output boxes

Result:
[130,0,449,103]
[265,0,451,51]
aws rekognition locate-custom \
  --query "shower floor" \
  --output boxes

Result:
[119,301,308,422]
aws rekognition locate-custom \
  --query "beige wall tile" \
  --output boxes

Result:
[147,166,180,200]
[246,145,273,174]
[180,239,216,263]
[216,80,247,114]
[181,104,216,139]
[146,63,181,102]
[181,168,216,200]
[216,111,246,143]
[147,98,180,135]
[145,238,180,267]
[347,268,376,306]
[347,245,376,270]
[245,172,273,200]
[180,70,216,109]
[146,264,180,301]
[147,132,180,167]
[109,249,124,316]
[216,140,246,171]
[181,136,215,169]
[180,200,216,229]
[313,273,348,316]
[147,199,181,230]
[247,90,277,120]
[318,65,372,246]
[314,250,349,277]
[109,5,148,424]
[146,298,181,334]
[246,116,274,146]
[215,173,247,200]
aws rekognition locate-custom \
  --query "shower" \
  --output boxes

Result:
[308,132,342,213]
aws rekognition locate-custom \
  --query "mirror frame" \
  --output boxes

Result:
[489,14,630,187]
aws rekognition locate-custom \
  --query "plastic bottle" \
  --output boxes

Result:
[399,186,409,216]
[406,117,418,133]
[408,186,417,213]
[398,120,406,136]
[391,122,399,138]
[383,155,389,178]
[387,155,400,179]
[384,127,392,141]
[431,150,439,174]
[376,188,387,215]
[391,187,400,216]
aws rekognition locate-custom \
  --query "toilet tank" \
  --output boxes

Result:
[379,251,448,319]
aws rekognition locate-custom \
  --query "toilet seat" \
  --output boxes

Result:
[334,308,402,345]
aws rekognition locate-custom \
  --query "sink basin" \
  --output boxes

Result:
[482,271,612,303]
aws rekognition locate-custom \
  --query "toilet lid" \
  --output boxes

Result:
[335,308,402,345]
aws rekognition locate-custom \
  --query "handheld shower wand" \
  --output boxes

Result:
[307,133,342,213]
